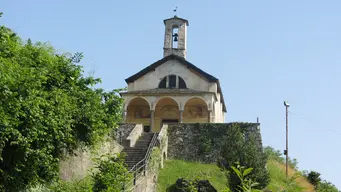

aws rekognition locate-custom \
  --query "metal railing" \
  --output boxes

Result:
[122,132,159,191]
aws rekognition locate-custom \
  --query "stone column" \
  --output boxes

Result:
[122,110,127,123]
[208,110,212,123]
[179,110,184,123]
[150,110,155,132]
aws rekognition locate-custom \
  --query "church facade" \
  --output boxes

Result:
[120,16,226,132]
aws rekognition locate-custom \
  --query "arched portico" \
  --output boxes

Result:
[183,97,210,123]
[125,97,151,131]
[121,93,216,132]
[153,97,180,131]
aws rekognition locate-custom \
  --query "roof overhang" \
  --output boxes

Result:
[163,16,189,26]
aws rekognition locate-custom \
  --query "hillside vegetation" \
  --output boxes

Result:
[157,160,228,191]
[0,12,128,191]
[266,160,314,192]
[157,158,314,192]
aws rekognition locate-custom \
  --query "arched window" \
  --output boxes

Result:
[159,78,167,88]
[158,75,187,89]
[169,75,176,88]
[179,77,186,88]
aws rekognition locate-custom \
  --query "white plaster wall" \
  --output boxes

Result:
[212,93,225,123]
[208,83,217,93]
[129,60,211,92]
[124,59,226,123]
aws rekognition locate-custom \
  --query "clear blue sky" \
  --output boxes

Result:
[2,0,341,189]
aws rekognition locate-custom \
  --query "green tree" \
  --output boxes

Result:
[317,180,340,192]
[0,15,123,191]
[307,171,321,188]
[91,153,132,192]
[240,134,269,189]
[220,124,269,191]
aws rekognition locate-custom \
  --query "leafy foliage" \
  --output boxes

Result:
[47,177,93,192]
[0,17,123,191]
[91,153,132,192]
[317,180,340,192]
[263,146,298,169]
[148,147,161,174]
[222,163,261,192]
[219,124,269,191]
[306,171,321,188]
[282,173,304,192]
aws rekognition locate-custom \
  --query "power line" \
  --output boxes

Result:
[289,111,341,136]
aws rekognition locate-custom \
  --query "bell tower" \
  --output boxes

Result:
[163,15,189,59]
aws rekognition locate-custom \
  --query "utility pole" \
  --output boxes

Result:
[284,101,290,180]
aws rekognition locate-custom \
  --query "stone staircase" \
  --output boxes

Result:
[122,132,155,170]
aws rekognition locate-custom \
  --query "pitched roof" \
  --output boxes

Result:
[124,54,227,112]
[163,16,189,26]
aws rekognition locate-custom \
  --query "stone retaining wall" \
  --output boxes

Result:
[167,123,262,163]
[126,124,143,147]
[116,123,136,143]
[59,137,123,181]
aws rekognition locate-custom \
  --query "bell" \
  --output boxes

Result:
[173,33,178,42]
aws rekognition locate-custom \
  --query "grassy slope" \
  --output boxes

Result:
[157,160,228,191]
[157,159,315,192]
[266,160,315,192]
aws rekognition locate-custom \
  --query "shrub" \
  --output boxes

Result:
[91,153,132,192]
[317,180,339,192]
[222,163,261,192]
[306,171,321,188]
[47,177,93,192]
[220,124,269,191]
[148,147,161,174]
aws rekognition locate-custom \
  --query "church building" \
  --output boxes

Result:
[120,15,227,132]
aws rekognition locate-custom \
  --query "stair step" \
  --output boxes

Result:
[122,133,155,171]
[122,149,147,152]
[125,156,145,159]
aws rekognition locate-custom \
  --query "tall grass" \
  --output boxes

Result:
[157,160,228,191]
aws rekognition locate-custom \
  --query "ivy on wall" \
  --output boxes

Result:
[148,147,161,174]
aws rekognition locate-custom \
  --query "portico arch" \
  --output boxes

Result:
[154,97,180,131]
[125,97,151,130]
[153,96,180,110]
[124,96,151,111]
[183,97,209,123]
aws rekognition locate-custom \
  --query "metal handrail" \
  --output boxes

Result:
[129,132,158,171]
[123,132,159,191]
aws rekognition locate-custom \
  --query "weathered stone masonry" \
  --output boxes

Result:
[167,123,263,163]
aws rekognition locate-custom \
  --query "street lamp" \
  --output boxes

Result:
[283,101,290,180]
